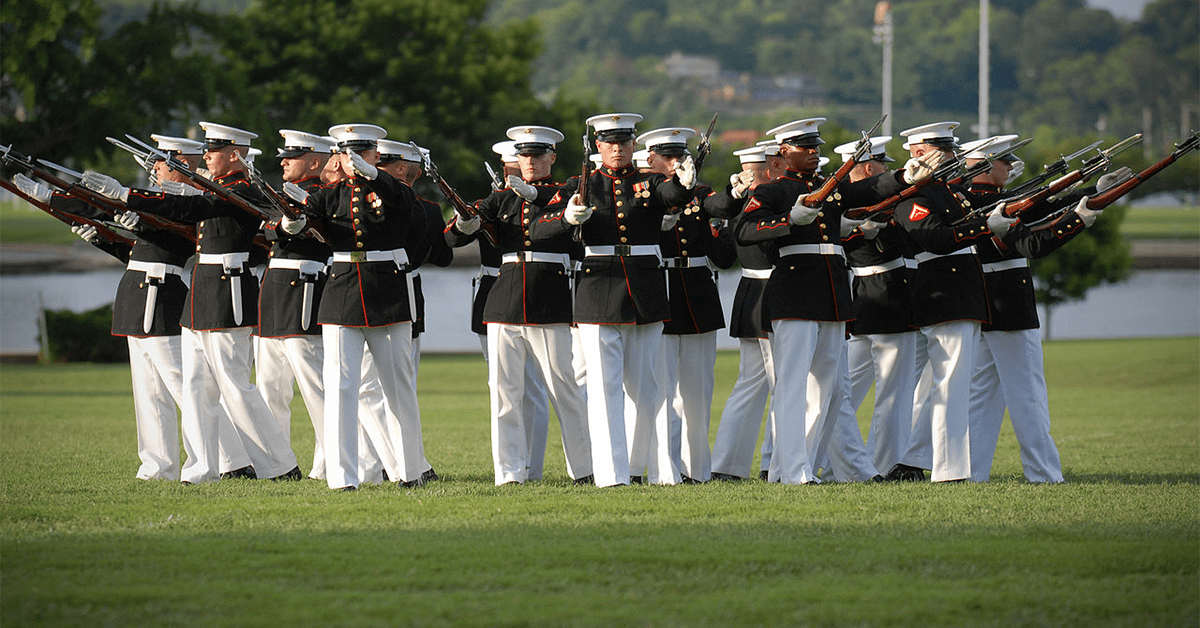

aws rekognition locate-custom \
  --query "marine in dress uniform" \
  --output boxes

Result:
[887,122,1020,482]
[828,136,918,477]
[257,130,336,480]
[457,125,592,485]
[710,146,779,481]
[83,123,301,484]
[958,135,1118,483]
[530,113,697,487]
[639,127,736,483]
[280,123,431,491]
[735,118,910,484]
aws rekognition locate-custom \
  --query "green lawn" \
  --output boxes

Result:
[1122,206,1200,239]
[2,338,1197,627]
[0,197,79,244]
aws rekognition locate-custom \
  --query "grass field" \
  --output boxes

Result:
[1,338,1197,627]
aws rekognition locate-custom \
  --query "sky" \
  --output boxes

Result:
[1085,0,1150,20]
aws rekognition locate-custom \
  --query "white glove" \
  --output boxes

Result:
[455,215,481,235]
[159,180,203,196]
[115,211,140,231]
[661,212,681,231]
[986,203,1018,238]
[1073,196,1102,227]
[347,150,378,180]
[675,155,696,189]
[859,219,884,240]
[1004,159,1025,186]
[902,152,944,184]
[730,170,754,199]
[564,194,593,225]
[788,195,820,226]
[13,173,52,203]
[71,224,99,243]
[507,174,537,202]
[81,171,129,202]
[840,216,863,237]
[282,181,310,204]
[280,214,308,235]
[1096,167,1133,193]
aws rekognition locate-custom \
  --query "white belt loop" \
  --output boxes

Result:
[851,258,907,277]
[778,243,845,258]
[127,260,184,280]
[268,258,327,276]
[501,252,571,267]
[584,245,661,259]
[741,267,773,280]
[662,255,709,269]
[915,245,977,265]
[981,258,1029,273]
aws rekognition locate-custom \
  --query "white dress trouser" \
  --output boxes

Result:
[711,338,775,479]
[968,329,1063,483]
[354,350,406,484]
[768,319,845,484]
[256,335,325,479]
[479,333,552,480]
[488,323,591,484]
[323,323,426,489]
[848,332,918,473]
[654,332,717,482]
[902,321,979,481]
[812,340,880,481]
[180,327,297,483]
[579,323,664,487]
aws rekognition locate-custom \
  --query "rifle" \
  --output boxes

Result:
[0,177,135,247]
[420,150,500,246]
[961,134,1146,223]
[1005,139,1104,197]
[843,137,1006,221]
[1084,131,1199,210]
[105,136,158,182]
[574,129,593,242]
[802,114,887,208]
[485,162,504,192]
[123,134,273,224]
[234,153,329,244]
[693,113,719,173]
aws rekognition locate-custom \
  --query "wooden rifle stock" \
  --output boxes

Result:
[1085,133,1199,211]
[425,159,500,247]
[0,178,135,247]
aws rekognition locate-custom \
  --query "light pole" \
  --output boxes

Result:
[873,2,893,136]
[979,0,990,138]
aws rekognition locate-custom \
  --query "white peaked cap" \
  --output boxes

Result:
[900,121,960,150]
[327,123,387,149]
[733,146,766,164]
[755,139,781,156]
[492,140,519,163]
[586,113,643,141]
[277,129,336,157]
[506,126,565,154]
[151,134,204,155]
[377,140,425,163]
[199,121,257,148]
[961,134,1021,160]
[633,149,650,169]
[637,127,696,156]
[767,118,826,146]
[833,136,895,164]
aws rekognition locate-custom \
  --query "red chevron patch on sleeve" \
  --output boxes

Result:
[549,191,562,205]
[909,204,930,221]
[743,197,761,213]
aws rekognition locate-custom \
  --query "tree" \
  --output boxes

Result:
[1031,205,1132,340]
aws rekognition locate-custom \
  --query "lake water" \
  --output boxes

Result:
[1,267,1197,354]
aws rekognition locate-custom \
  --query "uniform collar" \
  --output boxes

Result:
[600,165,636,178]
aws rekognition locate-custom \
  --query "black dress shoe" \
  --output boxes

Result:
[399,476,426,489]
[681,475,703,485]
[711,472,742,482]
[573,474,595,486]
[382,470,390,482]
[869,474,887,483]
[271,466,302,481]
[421,468,439,483]
[335,486,357,492]
[220,466,257,480]
[886,464,927,482]
[759,470,769,481]
[629,475,646,485]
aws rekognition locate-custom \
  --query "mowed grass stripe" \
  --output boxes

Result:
[2,338,1197,627]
